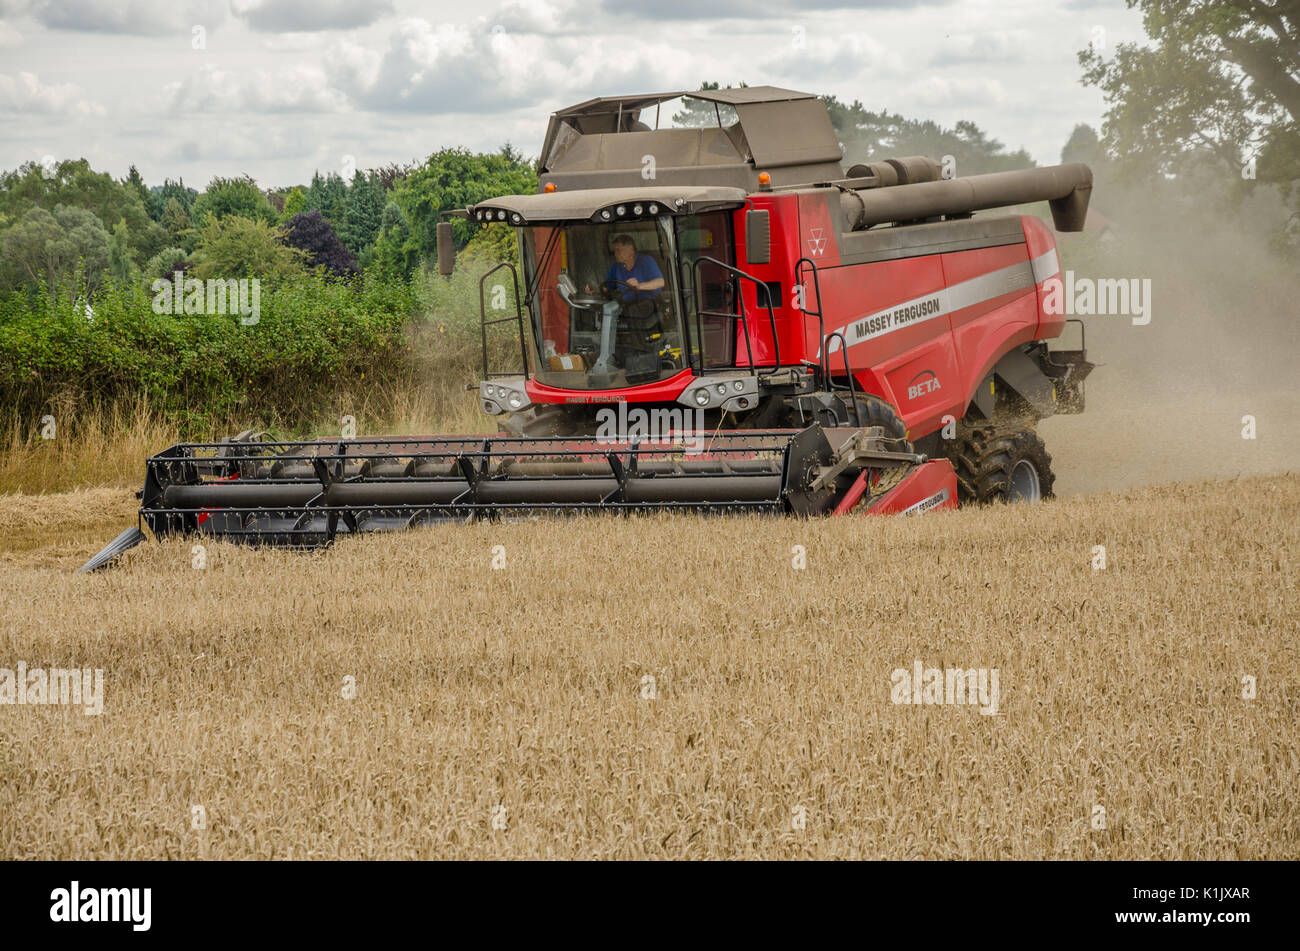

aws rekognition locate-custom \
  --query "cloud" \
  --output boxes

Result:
[162,62,348,113]
[761,31,901,84]
[907,76,1007,109]
[230,0,395,33]
[28,0,227,35]
[929,31,1031,67]
[598,0,953,20]
[331,16,692,115]
[0,71,105,115]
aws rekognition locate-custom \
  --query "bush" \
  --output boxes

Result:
[0,274,417,435]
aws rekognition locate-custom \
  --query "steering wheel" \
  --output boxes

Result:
[599,278,638,300]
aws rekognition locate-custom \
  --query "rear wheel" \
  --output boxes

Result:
[947,425,1055,504]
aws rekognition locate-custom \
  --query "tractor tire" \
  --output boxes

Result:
[499,406,577,437]
[947,425,1055,504]
[851,395,910,443]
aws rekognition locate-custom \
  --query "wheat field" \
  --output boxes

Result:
[0,473,1295,859]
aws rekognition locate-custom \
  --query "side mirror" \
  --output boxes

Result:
[436,221,455,276]
[745,209,770,265]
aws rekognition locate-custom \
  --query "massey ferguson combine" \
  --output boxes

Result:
[81,86,1093,571]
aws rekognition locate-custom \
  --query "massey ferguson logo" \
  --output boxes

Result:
[807,228,827,257]
[907,369,942,400]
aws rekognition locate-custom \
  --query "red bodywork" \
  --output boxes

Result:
[525,192,1062,445]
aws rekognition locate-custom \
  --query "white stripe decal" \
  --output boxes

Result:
[825,256,1037,353]
[1030,248,1059,284]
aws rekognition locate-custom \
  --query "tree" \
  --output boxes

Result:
[191,215,306,286]
[284,210,358,277]
[161,197,196,250]
[0,205,111,292]
[1080,0,1300,245]
[820,95,1034,173]
[304,171,348,225]
[340,170,384,254]
[389,146,538,259]
[0,157,167,266]
[671,81,744,127]
[124,165,159,219]
[370,200,417,282]
[144,246,192,280]
[1061,124,1105,166]
[107,219,134,283]
[190,175,278,228]
[280,186,307,221]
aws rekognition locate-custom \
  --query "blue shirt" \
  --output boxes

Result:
[605,253,662,300]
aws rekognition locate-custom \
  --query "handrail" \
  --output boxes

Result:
[823,331,862,427]
[685,255,781,375]
[478,262,528,380]
[794,256,826,383]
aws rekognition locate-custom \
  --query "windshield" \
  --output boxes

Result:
[522,217,687,390]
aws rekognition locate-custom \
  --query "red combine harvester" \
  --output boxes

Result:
[81,86,1093,571]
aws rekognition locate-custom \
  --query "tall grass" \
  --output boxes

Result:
[0,256,527,494]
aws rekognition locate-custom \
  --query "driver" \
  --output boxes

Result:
[588,234,663,301]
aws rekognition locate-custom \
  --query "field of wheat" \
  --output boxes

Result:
[0,470,1295,860]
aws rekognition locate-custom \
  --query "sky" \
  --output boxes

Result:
[0,0,1148,189]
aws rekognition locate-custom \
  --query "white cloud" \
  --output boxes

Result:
[29,0,227,35]
[0,71,104,115]
[162,62,348,114]
[230,0,395,33]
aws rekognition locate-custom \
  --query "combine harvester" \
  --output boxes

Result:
[81,86,1094,572]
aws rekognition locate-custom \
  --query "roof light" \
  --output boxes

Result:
[758,172,772,189]
[632,204,643,215]
[616,205,626,216]
[510,212,522,224]
[496,210,506,220]
[543,183,557,193]
[600,209,612,220]
[648,203,659,214]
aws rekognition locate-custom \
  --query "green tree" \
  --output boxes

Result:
[340,170,385,254]
[0,205,111,292]
[191,175,278,228]
[305,171,348,224]
[107,219,134,283]
[144,246,191,280]
[821,96,1034,173]
[1079,0,1299,247]
[161,197,196,250]
[280,186,307,221]
[0,157,166,266]
[370,200,417,282]
[123,164,160,219]
[191,215,306,286]
[389,146,538,260]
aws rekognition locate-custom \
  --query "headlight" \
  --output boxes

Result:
[600,209,612,221]
[632,204,643,215]
[510,212,522,224]
[508,392,522,409]
[615,205,626,216]
[715,384,727,395]
[475,210,483,220]
[648,203,659,214]
[496,210,506,220]
[733,380,744,391]
[694,388,710,406]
